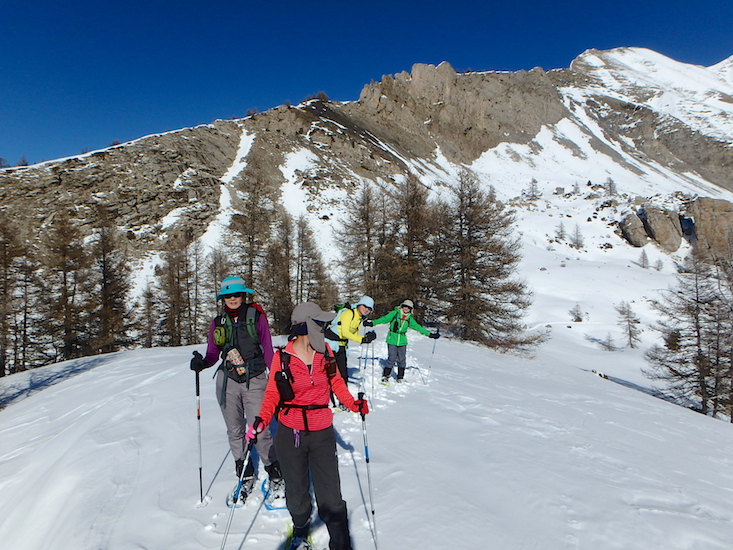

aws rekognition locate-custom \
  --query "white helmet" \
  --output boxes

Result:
[401,299,414,309]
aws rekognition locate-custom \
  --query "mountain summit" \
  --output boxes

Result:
[1,47,732,260]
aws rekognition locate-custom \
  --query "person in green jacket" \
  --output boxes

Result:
[366,299,439,383]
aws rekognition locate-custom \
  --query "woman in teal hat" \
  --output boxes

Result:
[190,276,283,503]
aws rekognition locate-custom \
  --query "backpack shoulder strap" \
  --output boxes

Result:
[214,313,233,348]
[245,305,260,345]
[280,348,291,371]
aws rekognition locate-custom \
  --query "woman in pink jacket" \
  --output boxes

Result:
[247,302,369,550]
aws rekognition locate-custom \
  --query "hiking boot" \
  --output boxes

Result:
[236,458,255,478]
[381,376,389,383]
[265,461,283,481]
[287,521,311,550]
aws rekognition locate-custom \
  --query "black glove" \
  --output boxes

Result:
[362,320,373,327]
[190,351,207,372]
[362,331,377,344]
[429,332,440,339]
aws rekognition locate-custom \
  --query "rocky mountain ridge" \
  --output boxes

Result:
[1,47,733,260]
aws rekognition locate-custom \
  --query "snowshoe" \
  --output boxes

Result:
[286,535,313,550]
[226,476,256,508]
[262,476,287,510]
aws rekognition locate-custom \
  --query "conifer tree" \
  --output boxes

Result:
[10,247,44,370]
[261,210,294,334]
[293,215,337,309]
[206,245,235,320]
[569,303,584,322]
[156,232,193,346]
[569,224,584,249]
[0,215,23,375]
[433,170,534,349]
[391,174,430,306]
[39,209,93,361]
[644,252,732,416]
[371,191,401,310]
[187,239,210,340]
[133,279,157,349]
[88,211,132,354]
[229,149,277,287]
[334,182,380,299]
[555,221,566,241]
[638,249,649,269]
[615,301,642,348]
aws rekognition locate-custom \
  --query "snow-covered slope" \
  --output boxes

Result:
[571,48,733,144]
[2,323,733,549]
[0,186,730,548]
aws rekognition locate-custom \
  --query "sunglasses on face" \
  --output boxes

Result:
[224,293,245,299]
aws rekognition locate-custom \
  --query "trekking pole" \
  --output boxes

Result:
[220,441,254,550]
[195,369,204,504]
[427,329,439,382]
[358,392,379,550]
[369,342,376,402]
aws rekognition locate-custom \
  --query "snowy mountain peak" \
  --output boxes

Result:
[569,47,733,145]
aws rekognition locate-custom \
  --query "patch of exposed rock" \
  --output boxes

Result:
[346,61,569,166]
[620,197,733,258]
[685,197,733,258]
[0,120,241,250]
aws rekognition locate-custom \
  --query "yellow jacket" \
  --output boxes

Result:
[337,307,364,347]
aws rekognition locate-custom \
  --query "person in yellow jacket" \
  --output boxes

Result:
[365,299,439,383]
[325,296,376,389]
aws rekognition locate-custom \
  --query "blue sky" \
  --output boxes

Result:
[2,0,732,166]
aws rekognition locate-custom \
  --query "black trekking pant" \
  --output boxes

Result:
[275,424,352,550]
[334,345,348,384]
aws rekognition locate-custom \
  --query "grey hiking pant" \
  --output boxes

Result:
[275,425,352,550]
[383,344,407,379]
[216,369,276,467]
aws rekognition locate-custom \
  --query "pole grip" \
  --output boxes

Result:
[357,392,365,419]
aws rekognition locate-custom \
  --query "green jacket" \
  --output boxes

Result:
[372,307,430,346]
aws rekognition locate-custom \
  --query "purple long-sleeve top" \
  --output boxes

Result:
[203,304,275,370]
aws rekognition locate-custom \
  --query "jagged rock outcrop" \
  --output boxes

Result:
[639,206,683,253]
[619,197,733,258]
[348,61,569,165]
[620,212,649,247]
[685,197,733,257]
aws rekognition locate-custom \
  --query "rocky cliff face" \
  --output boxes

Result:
[1,47,732,260]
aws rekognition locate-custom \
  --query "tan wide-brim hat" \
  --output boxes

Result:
[291,302,336,354]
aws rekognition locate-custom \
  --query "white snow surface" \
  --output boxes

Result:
[3,270,733,549]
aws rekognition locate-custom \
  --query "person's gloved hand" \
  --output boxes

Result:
[362,320,373,327]
[429,332,440,339]
[245,417,265,444]
[362,331,377,344]
[351,398,369,415]
[190,351,207,372]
